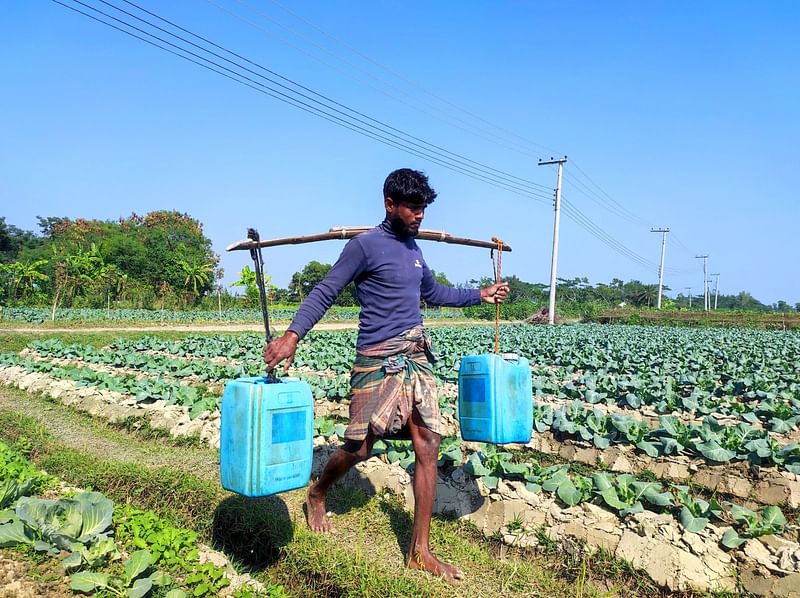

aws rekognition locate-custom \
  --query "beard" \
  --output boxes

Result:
[388,215,419,237]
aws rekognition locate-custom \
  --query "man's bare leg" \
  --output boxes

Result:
[306,433,375,532]
[406,410,464,582]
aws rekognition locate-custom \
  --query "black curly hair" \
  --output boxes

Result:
[383,168,437,206]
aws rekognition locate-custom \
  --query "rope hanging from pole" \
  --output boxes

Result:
[491,236,503,355]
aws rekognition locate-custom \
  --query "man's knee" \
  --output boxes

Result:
[412,429,440,460]
[341,438,372,461]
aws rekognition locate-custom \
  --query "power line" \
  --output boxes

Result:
[560,198,662,272]
[54,0,556,202]
[52,0,687,280]
[208,0,554,160]
[220,0,661,245]
[565,159,650,225]
[110,0,554,195]
[251,0,562,158]
[668,231,695,255]
[561,172,644,225]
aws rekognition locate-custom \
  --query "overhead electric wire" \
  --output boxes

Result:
[668,231,696,256]
[55,0,556,202]
[561,173,645,225]
[53,0,684,278]
[254,0,560,159]
[560,199,660,273]
[236,0,666,240]
[208,0,549,160]
[561,196,687,276]
[115,0,554,196]
[568,160,649,225]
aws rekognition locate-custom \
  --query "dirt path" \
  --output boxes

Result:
[0,322,353,334]
[0,387,221,479]
[0,319,489,334]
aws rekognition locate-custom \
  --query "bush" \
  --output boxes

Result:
[463,300,541,321]
[579,301,610,322]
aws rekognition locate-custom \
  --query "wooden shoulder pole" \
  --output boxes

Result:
[226,227,512,252]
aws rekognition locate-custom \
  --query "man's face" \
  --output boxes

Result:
[385,198,425,237]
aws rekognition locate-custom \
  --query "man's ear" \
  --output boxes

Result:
[384,197,395,212]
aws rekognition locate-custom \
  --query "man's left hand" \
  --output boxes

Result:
[480,282,510,304]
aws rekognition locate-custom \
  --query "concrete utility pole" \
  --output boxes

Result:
[712,273,721,310]
[695,255,709,311]
[685,287,693,308]
[651,228,669,309]
[538,156,567,325]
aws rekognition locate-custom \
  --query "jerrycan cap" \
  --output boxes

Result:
[502,352,519,362]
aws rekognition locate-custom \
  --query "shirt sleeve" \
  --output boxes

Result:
[287,239,366,340]
[420,261,481,307]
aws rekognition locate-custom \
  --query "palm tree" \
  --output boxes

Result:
[178,258,214,302]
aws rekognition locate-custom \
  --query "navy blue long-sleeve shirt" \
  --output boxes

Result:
[287,219,481,349]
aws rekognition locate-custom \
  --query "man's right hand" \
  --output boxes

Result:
[263,331,300,373]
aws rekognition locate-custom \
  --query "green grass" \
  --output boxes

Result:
[0,400,628,598]
[109,416,206,447]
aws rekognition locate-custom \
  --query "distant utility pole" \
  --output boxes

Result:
[685,287,693,308]
[538,156,567,325]
[712,273,721,310]
[695,254,709,311]
[650,228,669,309]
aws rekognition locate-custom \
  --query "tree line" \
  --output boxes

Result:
[0,213,217,313]
[2,215,796,314]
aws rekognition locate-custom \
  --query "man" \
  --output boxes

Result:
[263,168,508,582]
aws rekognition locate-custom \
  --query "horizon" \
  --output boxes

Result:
[2,1,798,305]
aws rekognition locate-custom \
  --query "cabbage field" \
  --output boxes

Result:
[1,323,799,594]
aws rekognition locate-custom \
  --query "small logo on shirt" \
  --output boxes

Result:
[414,259,423,268]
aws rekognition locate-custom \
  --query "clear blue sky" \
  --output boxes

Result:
[2,1,798,306]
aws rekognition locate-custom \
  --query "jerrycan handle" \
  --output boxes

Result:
[254,376,299,385]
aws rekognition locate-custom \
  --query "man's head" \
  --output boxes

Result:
[383,168,437,237]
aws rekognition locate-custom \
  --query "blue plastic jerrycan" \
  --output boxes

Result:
[457,353,533,444]
[220,376,314,497]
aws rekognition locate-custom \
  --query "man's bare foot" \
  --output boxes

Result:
[305,486,331,533]
[406,547,464,582]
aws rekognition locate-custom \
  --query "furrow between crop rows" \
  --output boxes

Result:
[528,430,800,507]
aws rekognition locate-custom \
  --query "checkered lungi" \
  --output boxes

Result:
[344,326,441,441]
